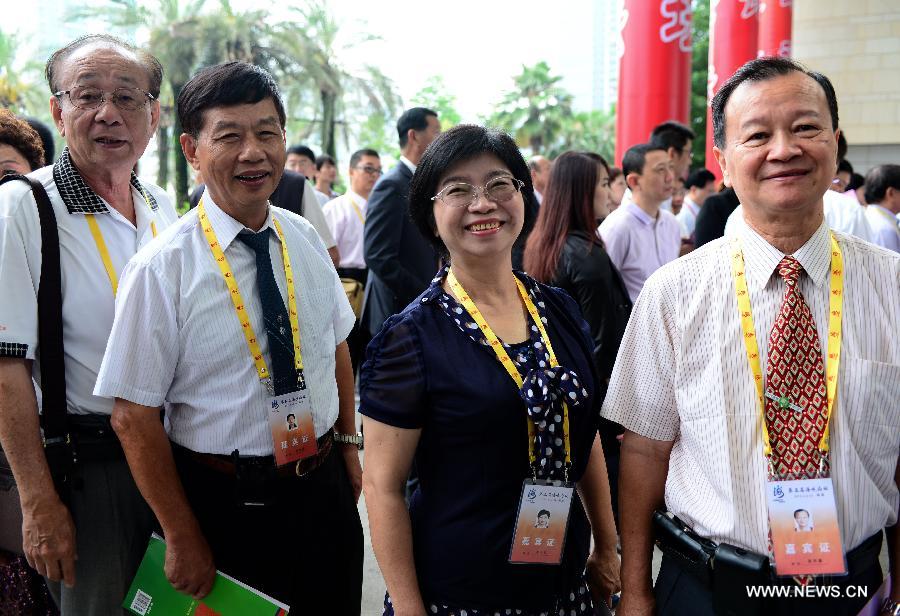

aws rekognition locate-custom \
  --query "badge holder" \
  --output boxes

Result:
[508,464,574,565]
[266,374,318,467]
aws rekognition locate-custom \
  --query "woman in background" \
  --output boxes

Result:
[606,166,626,213]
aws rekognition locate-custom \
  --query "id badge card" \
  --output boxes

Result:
[268,386,317,466]
[508,479,574,565]
[766,477,847,576]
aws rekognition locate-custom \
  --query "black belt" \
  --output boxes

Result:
[173,429,334,479]
[68,414,124,463]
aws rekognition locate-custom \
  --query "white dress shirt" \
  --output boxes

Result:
[602,217,900,554]
[676,196,701,240]
[322,190,367,269]
[725,190,874,242]
[864,203,900,253]
[301,181,336,249]
[399,155,417,174]
[94,190,355,455]
[0,152,178,415]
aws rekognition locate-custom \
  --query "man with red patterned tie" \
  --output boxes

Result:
[604,57,899,616]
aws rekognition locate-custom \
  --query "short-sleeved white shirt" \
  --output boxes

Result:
[864,203,900,253]
[322,190,367,269]
[94,190,356,456]
[0,149,179,415]
[602,217,900,554]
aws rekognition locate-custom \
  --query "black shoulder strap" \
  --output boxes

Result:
[0,174,68,442]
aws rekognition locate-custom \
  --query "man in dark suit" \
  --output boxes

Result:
[693,186,740,248]
[362,107,441,337]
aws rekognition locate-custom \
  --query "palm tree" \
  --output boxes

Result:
[0,31,47,115]
[487,61,574,153]
[269,1,401,157]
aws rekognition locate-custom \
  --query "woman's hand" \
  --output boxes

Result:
[585,545,621,608]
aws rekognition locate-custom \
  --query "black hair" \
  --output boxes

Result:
[177,61,286,138]
[408,124,537,258]
[622,143,668,178]
[537,510,551,518]
[847,172,865,192]
[864,164,900,204]
[315,154,336,170]
[649,121,695,153]
[287,144,315,161]
[836,158,854,175]
[0,110,45,170]
[793,509,810,517]
[685,168,716,190]
[349,149,380,169]
[46,34,163,98]
[397,107,437,148]
[711,56,839,149]
[23,116,55,164]
[837,132,848,162]
[286,413,296,421]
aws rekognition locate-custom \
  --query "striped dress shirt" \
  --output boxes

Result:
[602,217,900,554]
[95,191,355,455]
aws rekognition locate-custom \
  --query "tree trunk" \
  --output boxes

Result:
[171,81,189,211]
[320,89,337,158]
[156,123,170,189]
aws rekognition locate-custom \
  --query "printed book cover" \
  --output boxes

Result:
[123,534,290,615]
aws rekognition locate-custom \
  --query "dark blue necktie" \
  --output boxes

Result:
[238,228,296,395]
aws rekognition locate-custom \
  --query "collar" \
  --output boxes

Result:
[737,217,832,292]
[399,156,417,173]
[53,147,158,215]
[625,201,656,226]
[346,190,367,208]
[199,188,277,251]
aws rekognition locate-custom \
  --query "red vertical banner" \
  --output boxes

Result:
[615,0,693,166]
[758,0,793,58]
[706,0,760,180]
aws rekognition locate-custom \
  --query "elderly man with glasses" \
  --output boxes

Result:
[0,34,178,614]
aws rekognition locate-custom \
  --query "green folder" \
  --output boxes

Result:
[123,534,290,615]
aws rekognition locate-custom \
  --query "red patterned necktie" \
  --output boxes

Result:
[764,256,829,480]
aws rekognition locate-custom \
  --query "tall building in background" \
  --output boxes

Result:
[594,0,623,112]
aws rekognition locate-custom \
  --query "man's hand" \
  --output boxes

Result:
[585,546,621,608]
[616,590,656,616]
[340,444,362,503]
[164,528,216,599]
[22,496,77,587]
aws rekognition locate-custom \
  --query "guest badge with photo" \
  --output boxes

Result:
[509,479,574,565]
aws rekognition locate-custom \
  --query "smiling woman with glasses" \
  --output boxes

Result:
[360,124,621,616]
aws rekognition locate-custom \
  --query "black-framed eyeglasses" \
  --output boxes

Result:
[354,165,383,176]
[54,86,155,111]
[431,176,525,208]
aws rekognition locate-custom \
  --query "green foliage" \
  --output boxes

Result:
[411,76,461,130]
[355,111,397,161]
[487,61,573,153]
[691,0,710,168]
[548,107,616,161]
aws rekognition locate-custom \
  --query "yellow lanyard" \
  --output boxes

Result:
[446,268,571,467]
[85,190,158,296]
[347,195,365,224]
[731,234,844,458]
[198,200,303,390]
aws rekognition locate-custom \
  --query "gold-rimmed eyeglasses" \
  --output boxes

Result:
[54,86,155,111]
[431,176,525,208]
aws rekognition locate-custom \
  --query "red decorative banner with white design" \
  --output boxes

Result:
[615,0,693,167]
[758,0,793,58]
[706,0,760,180]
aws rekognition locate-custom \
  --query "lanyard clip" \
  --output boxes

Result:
[263,377,274,397]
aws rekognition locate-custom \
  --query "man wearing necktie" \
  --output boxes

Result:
[603,57,899,616]
[95,61,364,614]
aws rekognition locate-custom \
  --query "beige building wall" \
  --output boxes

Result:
[793,0,900,172]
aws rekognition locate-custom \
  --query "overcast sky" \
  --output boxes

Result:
[7,0,610,121]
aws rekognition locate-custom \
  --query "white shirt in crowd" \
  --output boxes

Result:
[322,190,367,269]
[676,195,701,240]
[621,187,673,212]
[0,157,178,415]
[300,181,337,249]
[94,190,355,456]
[864,203,900,253]
[602,217,900,555]
[724,189,873,242]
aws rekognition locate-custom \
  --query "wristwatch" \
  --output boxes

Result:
[882,598,900,616]
[334,431,364,450]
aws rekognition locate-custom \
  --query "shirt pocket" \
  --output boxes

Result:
[842,357,900,458]
[299,285,336,359]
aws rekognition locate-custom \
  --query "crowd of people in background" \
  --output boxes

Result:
[0,31,897,616]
